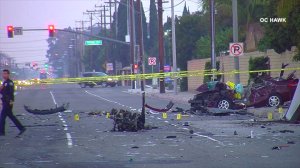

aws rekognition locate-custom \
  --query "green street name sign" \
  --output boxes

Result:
[85,40,102,46]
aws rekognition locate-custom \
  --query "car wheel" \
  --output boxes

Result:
[268,93,283,107]
[89,85,95,88]
[80,83,86,88]
[217,98,232,110]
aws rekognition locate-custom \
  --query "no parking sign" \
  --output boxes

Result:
[229,43,244,56]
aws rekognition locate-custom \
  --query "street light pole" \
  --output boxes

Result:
[171,0,177,94]
[210,0,216,80]
[137,0,145,91]
[232,0,240,84]
[158,0,165,93]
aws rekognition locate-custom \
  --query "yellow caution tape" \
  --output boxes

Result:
[15,67,300,86]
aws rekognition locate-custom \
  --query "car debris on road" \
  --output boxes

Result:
[24,103,69,115]
[110,109,144,132]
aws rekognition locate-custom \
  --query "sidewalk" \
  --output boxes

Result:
[127,87,195,104]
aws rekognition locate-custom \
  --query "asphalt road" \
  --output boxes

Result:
[0,84,300,168]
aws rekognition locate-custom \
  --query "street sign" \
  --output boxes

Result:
[106,63,113,71]
[164,65,171,72]
[14,27,23,35]
[115,62,122,70]
[229,43,244,56]
[148,57,156,65]
[85,40,102,46]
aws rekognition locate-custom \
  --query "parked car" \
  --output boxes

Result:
[78,72,117,88]
[189,66,298,110]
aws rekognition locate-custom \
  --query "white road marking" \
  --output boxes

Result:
[85,90,132,109]
[66,133,73,147]
[49,91,57,106]
[193,132,225,146]
[50,91,72,148]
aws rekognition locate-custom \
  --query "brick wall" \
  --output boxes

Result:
[187,47,300,91]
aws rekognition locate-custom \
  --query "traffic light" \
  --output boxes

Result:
[134,64,138,69]
[7,26,14,38]
[48,25,55,37]
[44,64,49,70]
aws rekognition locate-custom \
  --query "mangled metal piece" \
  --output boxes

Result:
[144,101,174,112]
[110,108,144,132]
[24,103,69,115]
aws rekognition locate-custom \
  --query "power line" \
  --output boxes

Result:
[0,39,47,44]
[0,49,47,52]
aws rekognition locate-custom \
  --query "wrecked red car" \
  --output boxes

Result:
[188,81,244,110]
[246,70,298,107]
[189,68,298,110]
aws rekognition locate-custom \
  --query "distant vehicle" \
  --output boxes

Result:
[78,72,117,88]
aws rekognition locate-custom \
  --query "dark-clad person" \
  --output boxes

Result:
[0,69,26,136]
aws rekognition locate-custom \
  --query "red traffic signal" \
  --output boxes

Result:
[134,64,138,69]
[7,26,14,38]
[48,25,55,37]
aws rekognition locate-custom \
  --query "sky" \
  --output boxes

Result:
[0,0,199,65]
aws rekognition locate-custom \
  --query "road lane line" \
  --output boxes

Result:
[66,133,73,147]
[85,90,132,109]
[49,91,57,106]
[50,91,73,148]
[193,132,225,146]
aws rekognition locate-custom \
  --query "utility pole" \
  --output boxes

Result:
[83,10,97,35]
[105,0,114,37]
[210,0,216,81]
[171,0,177,94]
[137,0,145,91]
[95,5,109,35]
[158,0,165,93]
[129,0,136,89]
[75,20,89,73]
[115,0,118,38]
[232,0,240,84]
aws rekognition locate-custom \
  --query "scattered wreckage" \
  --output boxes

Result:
[110,108,144,132]
[109,100,175,132]
[189,64,298,111]
[24,103,69,115]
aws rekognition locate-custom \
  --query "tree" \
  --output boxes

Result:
[115,0,130,66]
[248,56,270,80]
[46,27,76,77]
[148,0,158,57]
[258,0,300,61]
[182,2,190,16]
[196,28,232,59]
[176,12,209,91]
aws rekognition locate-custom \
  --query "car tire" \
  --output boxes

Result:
[80,83,86,88]
[89,85,95,88]
[217,97,232,110]
[267,93,283,107]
